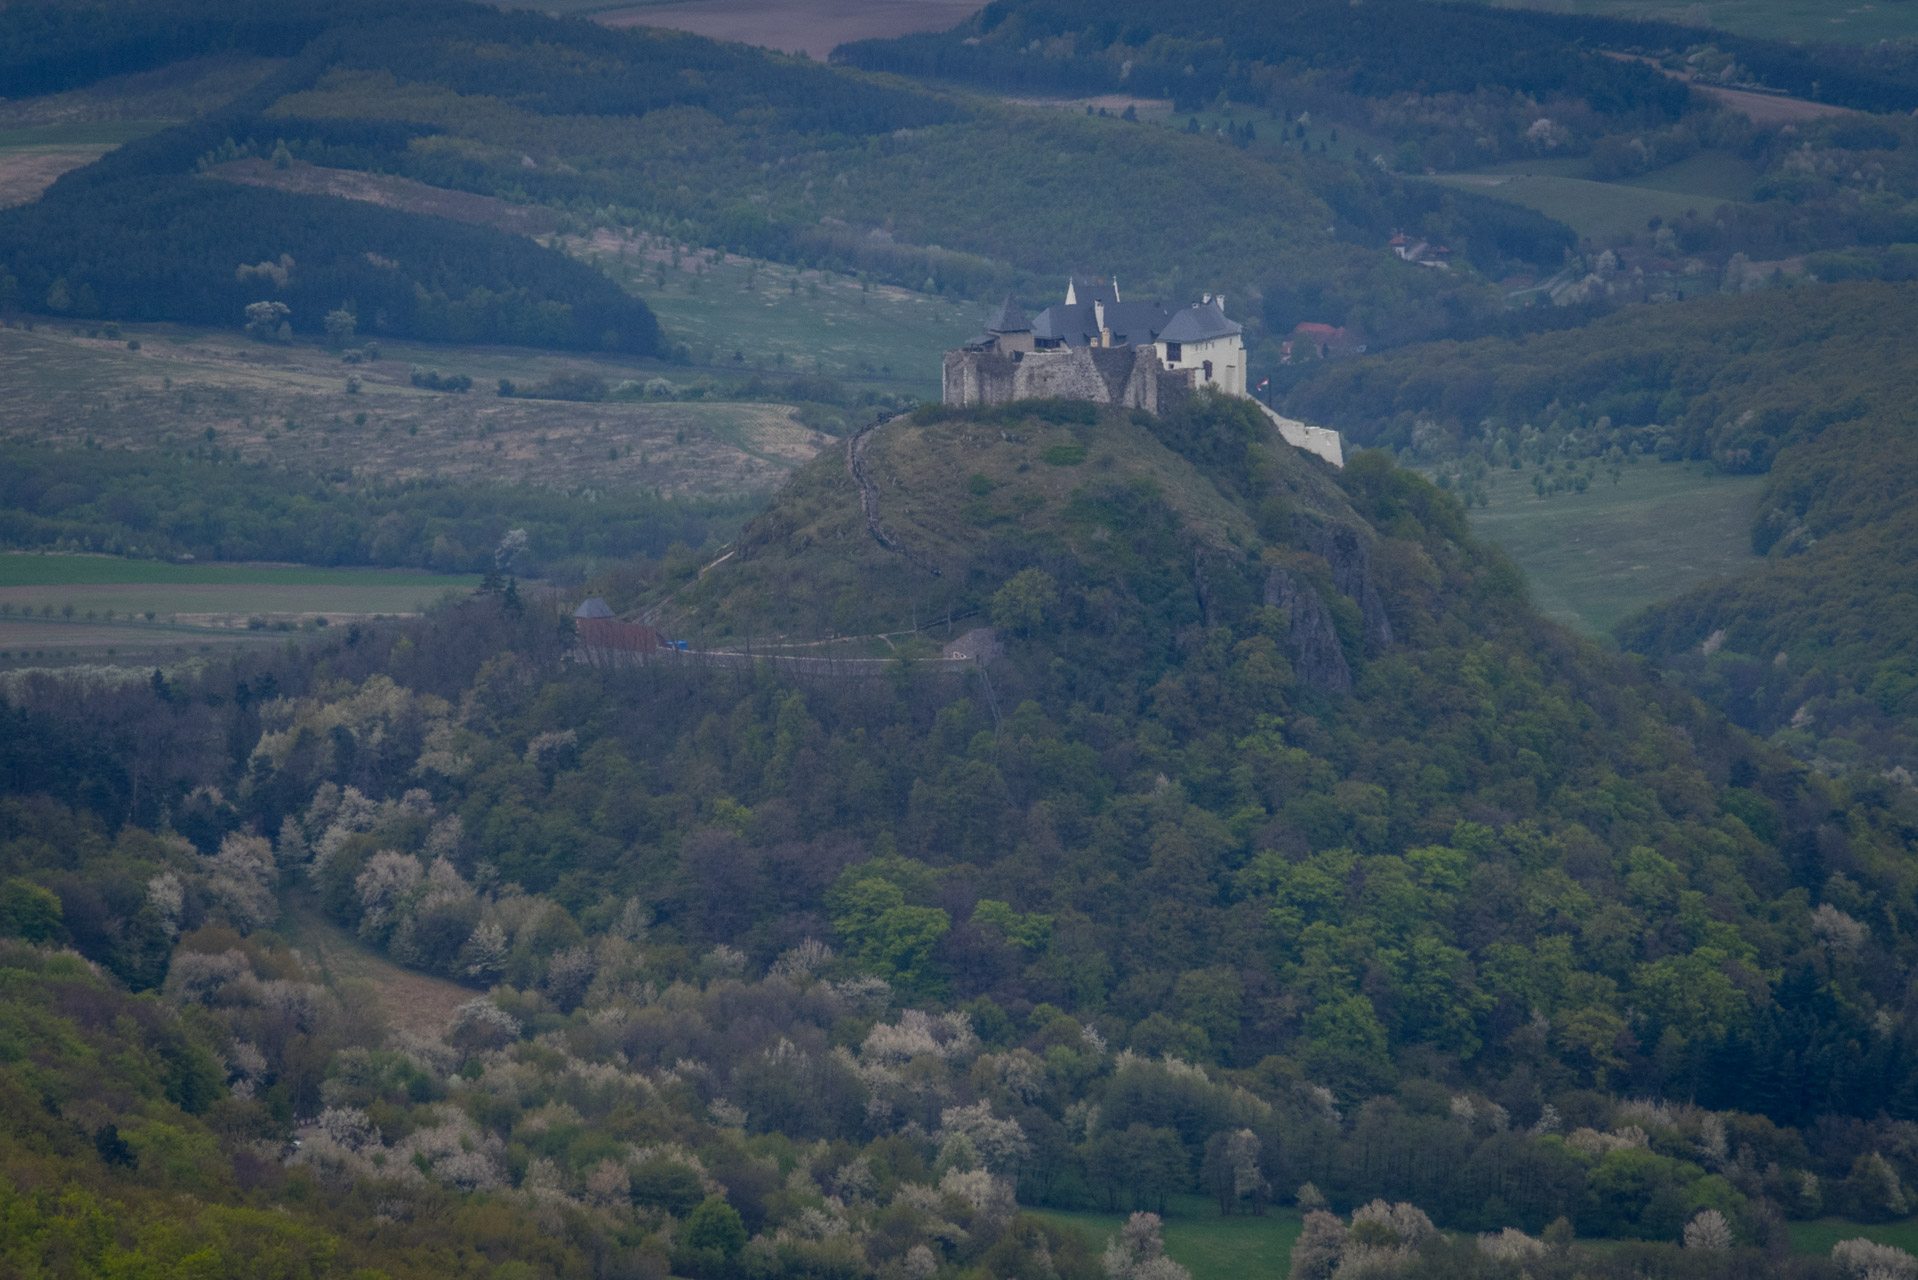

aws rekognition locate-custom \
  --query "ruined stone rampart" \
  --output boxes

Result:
[943,345,1189,414]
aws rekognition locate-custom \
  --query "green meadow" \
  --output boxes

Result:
[587,246,982,398]
[0,555,478,589]
[1462,460,1765,635]
[1425,172,1726,244]
[1421,148,1759,244]
[1033,1197,1305,1280]
[0,557,479,659]
[1789,1217,1918,1257]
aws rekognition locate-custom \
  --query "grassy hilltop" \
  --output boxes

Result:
[664,395,1351,645]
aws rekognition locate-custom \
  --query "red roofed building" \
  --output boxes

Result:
[1282,322,1367,363]
[574,597,662,665]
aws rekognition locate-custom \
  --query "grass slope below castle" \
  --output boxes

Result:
[662,395,1350,644]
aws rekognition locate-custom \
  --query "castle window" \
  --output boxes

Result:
[1202,360,1214,380]
[1165,342,1182,362]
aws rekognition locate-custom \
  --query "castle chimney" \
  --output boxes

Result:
[1216,293,1227,313]
[1202,293,1211,305]
[1094,299,1108,346]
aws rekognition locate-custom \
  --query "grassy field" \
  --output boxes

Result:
[0,554,476,620]
[1463,0,1918,45]
[207,163,977,404]
[1623,150,1762,202]
[282,895,478,1041]
[0,581,466,622]
[0,555,479,664]
[594,0,985,61]
[1033,1199,1918,1270]
[0,121,170,207]
[1032,1196,1304,1280]
[568,229,980,399]
[0,54,278,130]
[1790,1217,1918,1257]
[1462,460,1765,635]
[0,556,477,588]
[1425,170,1734,244]
[0,322,833,498]
[1464,149,1758,203]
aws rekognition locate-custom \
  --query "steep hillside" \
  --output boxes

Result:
[1280,283,1918,475]
[5,391,1918,1272]
[1278,283,1918,777]
[665,396,1348,644]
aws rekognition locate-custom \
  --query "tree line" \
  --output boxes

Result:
[0,443,753,574]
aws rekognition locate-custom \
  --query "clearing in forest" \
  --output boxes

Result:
[283,900,476,1042]
[1463,460,1764,635]
[1035,1197,1305,1280]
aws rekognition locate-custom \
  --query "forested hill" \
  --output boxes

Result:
[836,0,1918,120]
[8,392,1918,1276]
[0,0,1572,350]
[1276,283,1918,779]
[1279,282,1918,476]
[0,1,664,355]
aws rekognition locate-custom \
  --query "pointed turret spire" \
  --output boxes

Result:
[985,294,1030,334]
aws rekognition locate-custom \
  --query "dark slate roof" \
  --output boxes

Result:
[985,295,1030,334]
[574,597,615,619]
[1158,301,1244,344]
[1067,277,1120,309]
[1030,298,1173,348]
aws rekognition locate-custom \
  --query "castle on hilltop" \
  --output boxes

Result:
[942,278,1343,466]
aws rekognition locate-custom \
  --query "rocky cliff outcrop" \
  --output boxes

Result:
[1266,567,1352,693]
[1300,520,1393,655]
[1265,521,1394,693]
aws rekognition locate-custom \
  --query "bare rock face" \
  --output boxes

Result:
[1265,520,1394,693]
[1299,520,1393,656]
[1265,568,1352,693]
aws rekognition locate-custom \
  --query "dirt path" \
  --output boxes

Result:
[846,410,942,576]
[284,901,475,1041]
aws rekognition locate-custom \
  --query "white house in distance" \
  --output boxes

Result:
[1153,295,1246,397]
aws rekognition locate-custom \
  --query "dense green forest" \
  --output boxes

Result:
[837,0,1918,120]
[4,395,1918,1278]
[0,444,752,573]
[0,0,444,96]
[0,174,662,352]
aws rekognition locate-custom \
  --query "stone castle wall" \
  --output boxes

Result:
[942,342,1345,468]
[943,344,1190,414]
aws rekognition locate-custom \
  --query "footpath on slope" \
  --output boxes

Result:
[282,896,476,1041]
